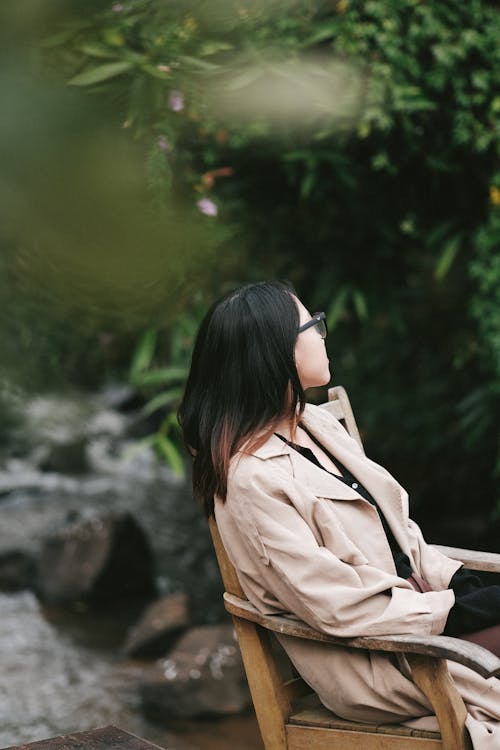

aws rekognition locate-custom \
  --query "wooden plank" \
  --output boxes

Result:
[1,727,165,750]
[289,706,440,740]
[432,545,500,573]
[209,517,246,598]
[319,398,343,421]
[232,616,291,750]
[286,724,442,749]
[224,592,500,678]
[327,386,365,452]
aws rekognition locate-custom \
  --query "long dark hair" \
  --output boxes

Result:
[178,281,306,515]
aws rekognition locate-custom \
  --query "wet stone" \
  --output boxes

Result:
[0,550,36,592]
[123,592,191,658]
[139,624,251,721]
[37,511,156,604]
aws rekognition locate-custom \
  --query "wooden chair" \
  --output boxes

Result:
[209,385,500,750]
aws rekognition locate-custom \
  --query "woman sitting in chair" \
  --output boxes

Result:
[178,280,500,746]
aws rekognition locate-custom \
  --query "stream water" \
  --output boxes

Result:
[0,591,262,749]
[0,391,263,749]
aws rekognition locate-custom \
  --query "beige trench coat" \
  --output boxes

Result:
[215,403,500,748]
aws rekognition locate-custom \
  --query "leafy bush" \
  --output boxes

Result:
[18,0,500,540]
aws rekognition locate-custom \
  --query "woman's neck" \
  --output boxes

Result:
[273,415,300,442]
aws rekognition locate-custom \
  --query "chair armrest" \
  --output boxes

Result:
[432,544,500,573]
[224,592,500,679]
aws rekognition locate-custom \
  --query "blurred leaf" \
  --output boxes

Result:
[129,329,157,381]
[132,366,187,387]
[434,236,461,281]
[353,290,369,320]
[177,54,220,71]
[68,61,133,85]
[327,286,351,329]
[78,43,117,59]
[199,40,234,56]
[142,387,183,417]
[155,434,185,476]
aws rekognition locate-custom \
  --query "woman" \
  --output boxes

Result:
[179,280,500,748]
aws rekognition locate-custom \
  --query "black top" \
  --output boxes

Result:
[276,428,500,636]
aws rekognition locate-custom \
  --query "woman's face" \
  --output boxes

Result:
[294,297,331,390]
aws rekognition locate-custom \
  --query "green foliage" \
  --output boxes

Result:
[470,211,500,381]
[23,0,500,538]
[128,298,206,476]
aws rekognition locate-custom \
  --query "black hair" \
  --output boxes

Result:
[178,280,305,515]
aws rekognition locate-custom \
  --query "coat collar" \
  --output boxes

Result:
[250,404,411,556]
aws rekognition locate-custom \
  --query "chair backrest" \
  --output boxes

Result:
[208,385,362,750]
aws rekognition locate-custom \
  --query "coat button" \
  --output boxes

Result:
[352,482,358,489]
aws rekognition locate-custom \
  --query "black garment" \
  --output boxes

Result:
[276,428,500,636]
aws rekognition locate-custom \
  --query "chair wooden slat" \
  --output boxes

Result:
[223,592,500,679]
[432,545,500,573]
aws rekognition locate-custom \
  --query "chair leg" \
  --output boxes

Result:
[407,654,472,750]
[232,617,291,750]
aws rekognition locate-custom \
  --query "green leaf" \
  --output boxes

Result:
[122,435,156,462]
[353,290,369,320]
[141,388,183,417]
[132,366,187,387]
[300,170,316,199]
[129,329,157,380]
[140,63,172,79]
[155,435,185,476]
[327,286,351,329]
[298,23,337,48]
[68,61,134,86]
[78,43,117,59]
[434,236,461,281]
[199,41,234,56]
[41,28,81,48]
[177,54,220,71]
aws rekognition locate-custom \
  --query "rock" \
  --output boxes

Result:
[38,437,89,475]
[0,550,36,591]
[98,383,139,412]
[37,511,157,603]
[139,623,251,721]
[86,409,128,439]
[123,592,190,657]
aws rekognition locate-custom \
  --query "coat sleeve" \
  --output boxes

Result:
[227,463,454,639]
[406,517,462,591]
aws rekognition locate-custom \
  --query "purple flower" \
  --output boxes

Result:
[158,135,170,152]
[168,90,184,112]
[197,198,218,217]
[112,3,123,11]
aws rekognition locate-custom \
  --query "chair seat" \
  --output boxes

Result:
[289,693,441,740]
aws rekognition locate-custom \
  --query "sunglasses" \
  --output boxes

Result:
[297,312,327,339]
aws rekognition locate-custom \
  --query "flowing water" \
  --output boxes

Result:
[0,394,263,750]
[0,591,262,749]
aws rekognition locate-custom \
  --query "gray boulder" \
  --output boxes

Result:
[123,592,190,657]
[37,511,156,603]
[139,623,250,720]
[0,550,36,591]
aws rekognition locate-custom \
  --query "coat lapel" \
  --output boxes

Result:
[253,432,364,501]
[300,406,413,559]
[251,405,413,559]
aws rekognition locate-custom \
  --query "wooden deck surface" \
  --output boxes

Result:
[1,726,166,750]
